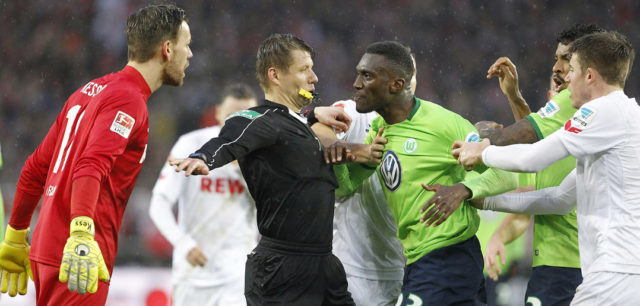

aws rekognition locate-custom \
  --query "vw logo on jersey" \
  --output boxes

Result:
[403,138,417,153]
[381,150,402,191]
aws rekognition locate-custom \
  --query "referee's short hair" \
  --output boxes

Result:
[256,33,315,91]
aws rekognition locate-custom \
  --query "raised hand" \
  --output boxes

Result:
[314,106,352,133]
[169,158,210,176]
[487,57,520,100]
[474,121,503,139]
[451,139,491,170]
[324,141,355,164]
[324,126,387,164]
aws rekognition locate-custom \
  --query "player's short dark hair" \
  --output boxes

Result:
[255,33,315,90]
[556,24,605,45]
[221,83,257,101]
[365,41,415,85]
[126,4,188,62]
[569,31,635,87]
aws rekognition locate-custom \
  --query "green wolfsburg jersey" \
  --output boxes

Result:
[337,98,483,265]
[525,89,580,268]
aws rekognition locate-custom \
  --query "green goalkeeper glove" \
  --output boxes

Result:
[0,225,33,296]
[59,216,110,294]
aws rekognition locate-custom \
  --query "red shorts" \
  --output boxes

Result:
[31,260,110,306]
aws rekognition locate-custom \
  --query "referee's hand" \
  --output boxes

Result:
[169,158,210,176]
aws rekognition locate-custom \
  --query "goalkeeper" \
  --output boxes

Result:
[0,4,192,305]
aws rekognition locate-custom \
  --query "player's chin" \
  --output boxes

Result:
[162,72,185,87]
[355,102,372,114]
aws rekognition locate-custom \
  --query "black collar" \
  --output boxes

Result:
[261,99,289,111]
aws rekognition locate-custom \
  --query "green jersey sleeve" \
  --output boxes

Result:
[462,167,518,199]
[525,89,575,139]
[333,163,376,198]
[333,116,382,197]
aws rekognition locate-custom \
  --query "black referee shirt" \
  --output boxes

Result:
[195,99,338,245]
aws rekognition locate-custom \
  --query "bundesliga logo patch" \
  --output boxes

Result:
[464,131,481,143]
[110,111,135,139]
[537,101,560,118]
[564,107,596,134]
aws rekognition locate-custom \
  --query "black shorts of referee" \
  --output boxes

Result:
[245,236,355,306]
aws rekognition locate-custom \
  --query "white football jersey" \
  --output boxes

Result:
[151,126,258,287]
[557,91,640,275]
[331,100,405,280]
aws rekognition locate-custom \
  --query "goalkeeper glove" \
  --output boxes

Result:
[0,225,32,296]
[59,216,110,294]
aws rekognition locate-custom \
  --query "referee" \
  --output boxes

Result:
[170,33,355,305]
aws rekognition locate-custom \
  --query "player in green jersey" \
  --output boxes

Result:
[331,41,518,305]
[422,24,605,306]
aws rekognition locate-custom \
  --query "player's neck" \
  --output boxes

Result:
[380,96,416,125]
[592,83,623,101]
[127,60,164,93]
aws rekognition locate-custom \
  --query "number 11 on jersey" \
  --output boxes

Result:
[53,105,85,174]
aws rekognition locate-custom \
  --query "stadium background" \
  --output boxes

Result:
[1,0,639,305]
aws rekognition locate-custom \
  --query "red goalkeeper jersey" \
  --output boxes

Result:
[17,65,151,270]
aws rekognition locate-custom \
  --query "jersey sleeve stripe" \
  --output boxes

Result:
[525,115,544,140]
[209,109,273,165]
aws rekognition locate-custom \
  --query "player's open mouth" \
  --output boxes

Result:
[552,76,565,92]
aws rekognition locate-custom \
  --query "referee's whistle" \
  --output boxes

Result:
[299,88,314,100]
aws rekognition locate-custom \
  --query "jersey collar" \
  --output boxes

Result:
[122,65,152,100]
[407,96,421,121]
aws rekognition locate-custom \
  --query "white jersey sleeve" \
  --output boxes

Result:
[482,132,570,173]
[484,169,577,215]
[557,99,625,158]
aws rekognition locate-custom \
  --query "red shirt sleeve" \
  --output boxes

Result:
[70,176,101,219]
[10,106,67,228]
[70,89,147,216]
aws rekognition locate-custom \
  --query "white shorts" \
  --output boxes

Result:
[172,282,246,306]
[571,271,640,306]
[346,274,402,306]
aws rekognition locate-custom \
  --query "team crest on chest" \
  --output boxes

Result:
[380,150,402,191]
[403,138,417,153]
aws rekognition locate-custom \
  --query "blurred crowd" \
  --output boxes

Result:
[1,0,639,270]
